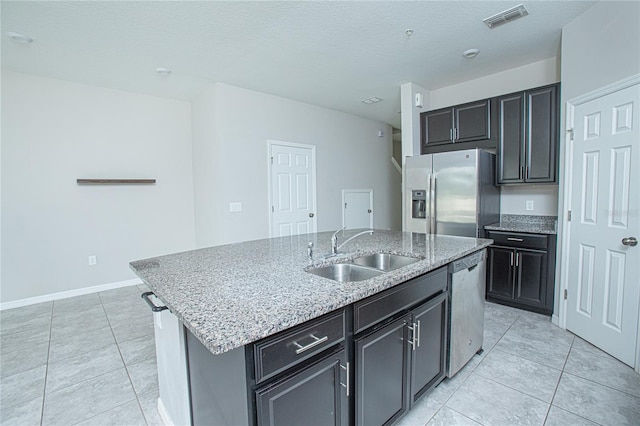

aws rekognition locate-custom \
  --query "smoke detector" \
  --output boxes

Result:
[483,4,529,29]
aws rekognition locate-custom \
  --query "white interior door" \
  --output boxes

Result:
[342,189,373,229]
[269,141,317,237]
[565,83,640,367]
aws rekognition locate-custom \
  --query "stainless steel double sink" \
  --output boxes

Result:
[307,253,420,282]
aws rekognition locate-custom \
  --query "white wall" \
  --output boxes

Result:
[192,85,224,249]
[561,1,640,102]
[499,186,559,216]
[400,82,429,231]
[555,1,640,322]
[429,57,560,110]
[1,71,196,303]
[192,83,401,246]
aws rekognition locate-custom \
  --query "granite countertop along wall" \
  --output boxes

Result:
[484,214,558,235]
[130,230,491,355]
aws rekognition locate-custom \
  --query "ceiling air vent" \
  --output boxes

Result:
[483,4,529,29]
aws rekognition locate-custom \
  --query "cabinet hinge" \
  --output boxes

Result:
[271,206,274,213]
[270,156,274,165]
[567,128,575,141]
[567,211,572,222]
[564,289,568,300]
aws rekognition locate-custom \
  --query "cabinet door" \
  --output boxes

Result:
[409,292,447,405]
[422,108,453,148]
[514,249,547,309]
[525,85,557,183]
[497,93,525,183]
[256,348,348,426]
[454,100,491,143]
[355,315,410,426]
[487,246,515,299]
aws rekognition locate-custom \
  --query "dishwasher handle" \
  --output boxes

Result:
[451,250,486,273]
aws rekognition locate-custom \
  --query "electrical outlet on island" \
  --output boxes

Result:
[525,200,534,211]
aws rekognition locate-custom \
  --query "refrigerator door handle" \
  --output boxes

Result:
[426,174,432,234]
[430,174,437,234]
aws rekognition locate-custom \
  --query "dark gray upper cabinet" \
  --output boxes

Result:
[423,108,453,146]
[421,99,493,153]
[497,84,559,184]
[455,100,492,143]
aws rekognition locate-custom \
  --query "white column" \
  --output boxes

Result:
[400,82,429,231]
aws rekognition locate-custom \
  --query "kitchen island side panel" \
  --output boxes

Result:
[187,332,252,426]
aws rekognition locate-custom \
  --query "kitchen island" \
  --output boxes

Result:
[130,230,492,426]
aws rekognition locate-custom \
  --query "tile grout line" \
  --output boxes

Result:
[561,369,640,401]
[427,306,522,426]
[544,333,604,426]
[543,336,606,426]
[39,302,55,426]
[99,290,152,426]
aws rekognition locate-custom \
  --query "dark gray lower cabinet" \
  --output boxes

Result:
[355,315,409,426]
[486,231,556,315]
[355,292,448,426]
[410,293,448,404]
[187,265,453,426]
[256,348,348,426]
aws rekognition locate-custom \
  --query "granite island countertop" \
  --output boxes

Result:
[484,214,558,235]
[130,230,492,355]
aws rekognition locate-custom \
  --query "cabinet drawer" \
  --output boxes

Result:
[254,309,345,384]
[353,267,447,334]
[487,231,547,250]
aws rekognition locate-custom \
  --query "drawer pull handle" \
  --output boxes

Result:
[507,237,524,242]
[293,334,328,354]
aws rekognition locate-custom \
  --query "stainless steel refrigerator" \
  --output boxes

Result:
[404,148,500,237]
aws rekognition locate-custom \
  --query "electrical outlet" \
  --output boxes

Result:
[229,202,242,212]
[88,255,97,266]
[526,200,534,211]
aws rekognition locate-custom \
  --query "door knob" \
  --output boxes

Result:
[309,213,315,218]
[622,237,637,247]
[367,209,372,213]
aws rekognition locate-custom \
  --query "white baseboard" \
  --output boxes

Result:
[157,397,174,426]
[0,278,143,311]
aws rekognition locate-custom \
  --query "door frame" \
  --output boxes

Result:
[267,140,317,238]
[342,189,373,229]
[558,74,640,372]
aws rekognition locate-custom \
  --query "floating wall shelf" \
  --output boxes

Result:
[76,179,156,185]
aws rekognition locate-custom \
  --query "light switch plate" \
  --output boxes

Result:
[229,202,242,212]
[526,200,534,211]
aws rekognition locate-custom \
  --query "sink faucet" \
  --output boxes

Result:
[330,228,374,255]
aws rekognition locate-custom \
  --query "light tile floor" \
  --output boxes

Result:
[1,285,639,425]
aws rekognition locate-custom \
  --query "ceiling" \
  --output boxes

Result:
[1,1,597,128]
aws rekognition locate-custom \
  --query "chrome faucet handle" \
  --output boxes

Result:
[331,227,346,255]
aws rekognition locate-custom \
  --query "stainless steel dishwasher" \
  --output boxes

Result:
[447,249,486,377]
